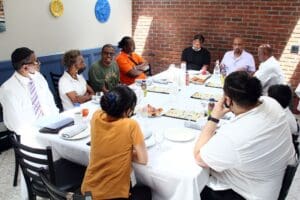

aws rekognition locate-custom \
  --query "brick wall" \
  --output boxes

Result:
[132,0,300,91]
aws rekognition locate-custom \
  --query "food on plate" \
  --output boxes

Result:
[145,104,163,117]
[190,74,211,84]
[164,108,203,121]
[191,92,222,101]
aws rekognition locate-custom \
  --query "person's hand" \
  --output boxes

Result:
[136,62,149,71]
[211,97,230,119]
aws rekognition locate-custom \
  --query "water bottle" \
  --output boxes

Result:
[141,80,147,97]
[185,71,190,86]
[207,98,215,116]
[213,60,220,76]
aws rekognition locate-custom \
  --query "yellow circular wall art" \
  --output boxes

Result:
[50,0,64,17]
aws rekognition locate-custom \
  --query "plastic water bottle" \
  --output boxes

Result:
[213,60,220,76]
[185,71,190,86]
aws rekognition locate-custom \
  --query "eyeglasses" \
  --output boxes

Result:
[102,51,115,56]
[23,60,41,66]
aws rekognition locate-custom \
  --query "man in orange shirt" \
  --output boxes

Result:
[116,36,149,85]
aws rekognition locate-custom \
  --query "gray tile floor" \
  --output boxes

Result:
[0,148,299,200]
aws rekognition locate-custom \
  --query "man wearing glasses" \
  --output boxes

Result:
[88,44,120,93]
[0,47,58,141]
[221,37,256,75]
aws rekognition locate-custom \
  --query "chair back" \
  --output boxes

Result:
[50,72,63,111]
[277,161,299,200]
[10,134,56,199]
[39,170,92,200]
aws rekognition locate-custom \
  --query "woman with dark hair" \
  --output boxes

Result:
[194,71,296,200]
[116,36,149,85]
[58,50,94,110]
[81,85,150,200]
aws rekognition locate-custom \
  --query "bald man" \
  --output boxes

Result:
[221,37,255,75]
[254,44,285,95]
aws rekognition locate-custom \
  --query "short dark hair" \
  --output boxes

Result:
[224,71,262,107]
[193,34,205,43]
[118,36,132,49]
[268,84,292,108]
[11,47,34,71]
[100,85,137,118]
[101,44,115,53]
[62,50,81,68]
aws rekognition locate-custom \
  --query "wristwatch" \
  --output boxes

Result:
[207,116,220,124]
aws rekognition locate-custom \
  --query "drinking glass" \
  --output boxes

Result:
[95,92,102,102]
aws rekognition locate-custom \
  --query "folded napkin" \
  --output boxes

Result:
[60,123,88,138]
[39,117,74,134]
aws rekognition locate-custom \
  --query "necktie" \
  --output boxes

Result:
[28,79,43,118]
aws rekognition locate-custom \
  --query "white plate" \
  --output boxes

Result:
[59,126,90,140]
[164,128,195,142]
[145,136,155,148]
[143,130,152,139]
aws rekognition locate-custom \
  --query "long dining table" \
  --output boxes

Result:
[35,70,224,200]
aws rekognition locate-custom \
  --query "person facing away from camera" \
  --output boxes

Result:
[81,85,151,200]
[194,71,296,200]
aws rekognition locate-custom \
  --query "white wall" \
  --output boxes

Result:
[0,0,132,60]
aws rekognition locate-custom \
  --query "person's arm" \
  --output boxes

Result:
[194,97,230,167]
[132,142,148,165]
[86,84,95,95]
[66,91,91,104]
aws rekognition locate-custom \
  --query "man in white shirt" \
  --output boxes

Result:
[0,47,58,142]
[221,37,255,75]
[194,71,296,200]
[268,84,299,155]
[295,83,300,111]
[254,44,285,95]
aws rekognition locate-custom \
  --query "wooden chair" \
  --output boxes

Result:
[277,160,299,200]
[50,72,63,112]
[39,169,92,200]
[10,134,86,200]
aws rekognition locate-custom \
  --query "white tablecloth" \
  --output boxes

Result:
[36,71,224,200]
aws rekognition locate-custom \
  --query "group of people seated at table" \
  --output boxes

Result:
[0,32,299,200]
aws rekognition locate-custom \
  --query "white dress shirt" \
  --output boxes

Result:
[200,96,296,200]
[0,71,58,142]
[295,83,300,111]
[254,56,285,95]
[285,108,298,135]
[221,50,255,75]
[58,72,87,110]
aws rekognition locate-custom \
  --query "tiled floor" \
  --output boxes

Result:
[0,148,300,199]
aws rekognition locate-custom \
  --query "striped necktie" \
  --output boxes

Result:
[28,79,43,118]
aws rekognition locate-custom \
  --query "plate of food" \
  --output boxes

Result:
[147,86,170,94]
[144,104,163,117]
[163,108,203,121]
[190,74,211,85]
[191,92,222,101]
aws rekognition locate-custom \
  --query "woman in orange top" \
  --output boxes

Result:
[81,85,151,200]
[116,36,149,85]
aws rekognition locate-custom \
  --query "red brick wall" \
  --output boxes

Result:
[132,0,300,91]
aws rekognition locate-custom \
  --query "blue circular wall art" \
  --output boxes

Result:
[95,0,111,23]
